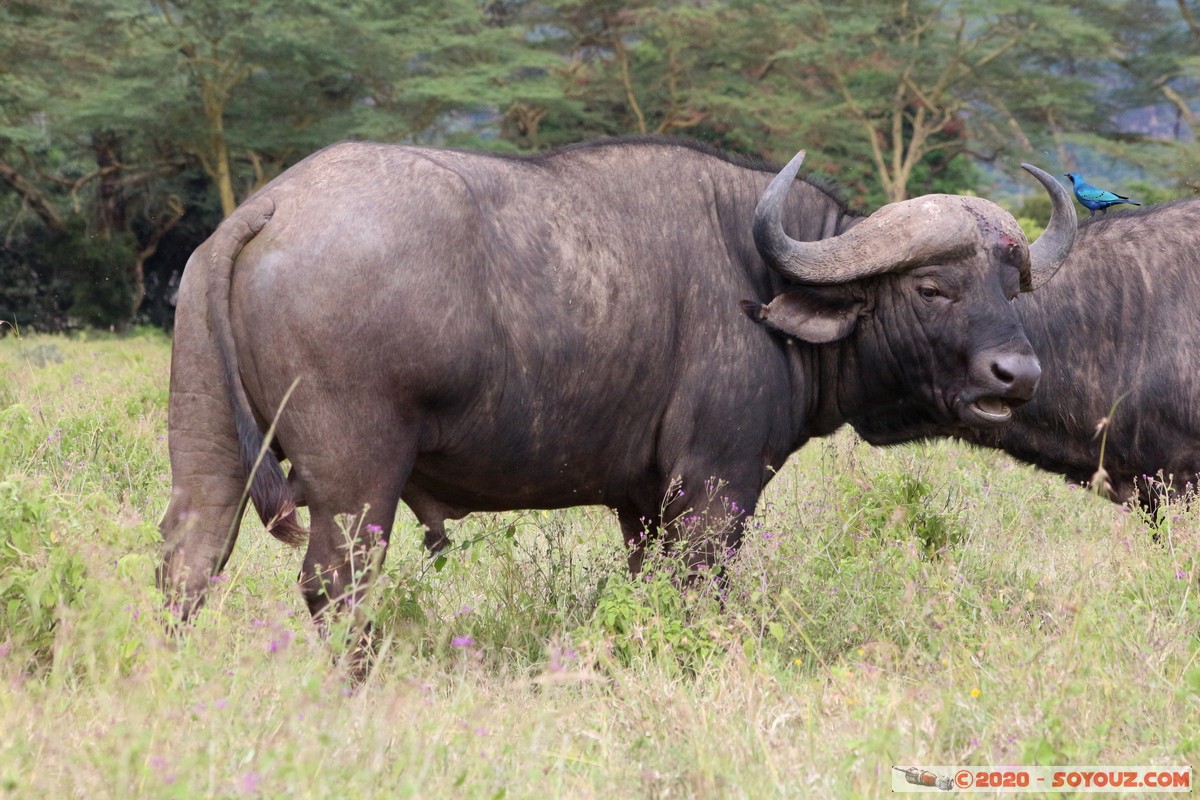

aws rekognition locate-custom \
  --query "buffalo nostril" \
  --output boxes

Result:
[989,353,1040,394]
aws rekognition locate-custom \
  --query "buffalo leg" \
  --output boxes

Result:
[617,506,659,576]
[157,269,253,623]
[300,488,406,623]
[291,425,414,625]
[661,471,757,575]
[402,484,467,554]
[158,423,250,622]
[295,443,409,682]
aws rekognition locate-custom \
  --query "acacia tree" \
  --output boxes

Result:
[3,0,1193,331]
[0,0,173,325]
[130,0,566,212]
[1102,0,1200,193]
[533,0,1010,204]
[1,0,560,328]
[537,1,837,158]
[771,0,1113,202]
[134,0,402,215]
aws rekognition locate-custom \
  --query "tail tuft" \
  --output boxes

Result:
[264,503,307,547]
[234,410,308,547]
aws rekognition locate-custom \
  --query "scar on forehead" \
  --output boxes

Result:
[993,234,1026,265]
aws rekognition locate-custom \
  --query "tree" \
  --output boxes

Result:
[766,0,1114,202]
[2,0,1194,331]
[533,1,998,204]
[1103,0,1200,193]
[0,0,561,329]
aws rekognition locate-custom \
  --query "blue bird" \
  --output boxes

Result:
[1064,172,1141,217]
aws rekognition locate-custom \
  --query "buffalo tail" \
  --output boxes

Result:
[206,195,307,546]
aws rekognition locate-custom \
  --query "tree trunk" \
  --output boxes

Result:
[208,102,237,217]
[131,196,184,313]
[93,130,127,234]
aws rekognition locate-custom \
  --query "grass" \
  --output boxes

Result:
[0,330,1197,799]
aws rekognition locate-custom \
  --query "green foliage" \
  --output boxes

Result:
[52,221,138,329]
[368,511,617,668]
[0,476,89,670]
[3,0,1200,329]
[0,335,171,672]
[0,402,38,469]
[834,467,968,558]
[578,562,722,673]
[0,224,72,333]
[1016,216,1046,243]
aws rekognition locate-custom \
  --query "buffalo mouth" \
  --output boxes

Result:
[963,396,1014,425]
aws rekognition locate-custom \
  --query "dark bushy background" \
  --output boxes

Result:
[1,213,211,334]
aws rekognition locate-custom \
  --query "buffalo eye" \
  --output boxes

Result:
[916,284,945,302]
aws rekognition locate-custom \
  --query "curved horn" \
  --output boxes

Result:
[752,149,812,277]
[754,151,985,285]
[1019,163,1077,292]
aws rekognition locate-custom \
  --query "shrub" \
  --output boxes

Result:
[577,556,724,674]
[0,476,89,670]
[0,219,137,332]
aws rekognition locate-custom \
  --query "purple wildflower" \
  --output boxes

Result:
[237,771,262,795]
[149,755,176,785]
[451,635,475,648]
[548,647,578,672]
[267,629,293,654]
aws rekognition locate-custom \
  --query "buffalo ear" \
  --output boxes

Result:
[741,286,865,344]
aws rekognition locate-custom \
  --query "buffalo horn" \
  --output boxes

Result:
[754,151,993,285]
[1020,163,1077,292]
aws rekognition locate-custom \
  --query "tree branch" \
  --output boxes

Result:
[1177,0,1200,39]
[0,157,65,233]
[613,38,646,134]
[131,195,184,311]
[1158,81,1198,129]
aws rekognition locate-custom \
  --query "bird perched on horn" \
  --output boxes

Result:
[1064,172,1140,218]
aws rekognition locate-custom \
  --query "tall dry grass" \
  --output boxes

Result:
[1,331,1196,798]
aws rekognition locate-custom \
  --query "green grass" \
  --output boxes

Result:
[0,331,1197,798]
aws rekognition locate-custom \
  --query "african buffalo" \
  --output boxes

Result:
[852,198,1200,512]
[158,137,1076,625]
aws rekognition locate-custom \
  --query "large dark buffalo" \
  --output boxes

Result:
[158,137,1076,624]
[852,199,1200,511]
